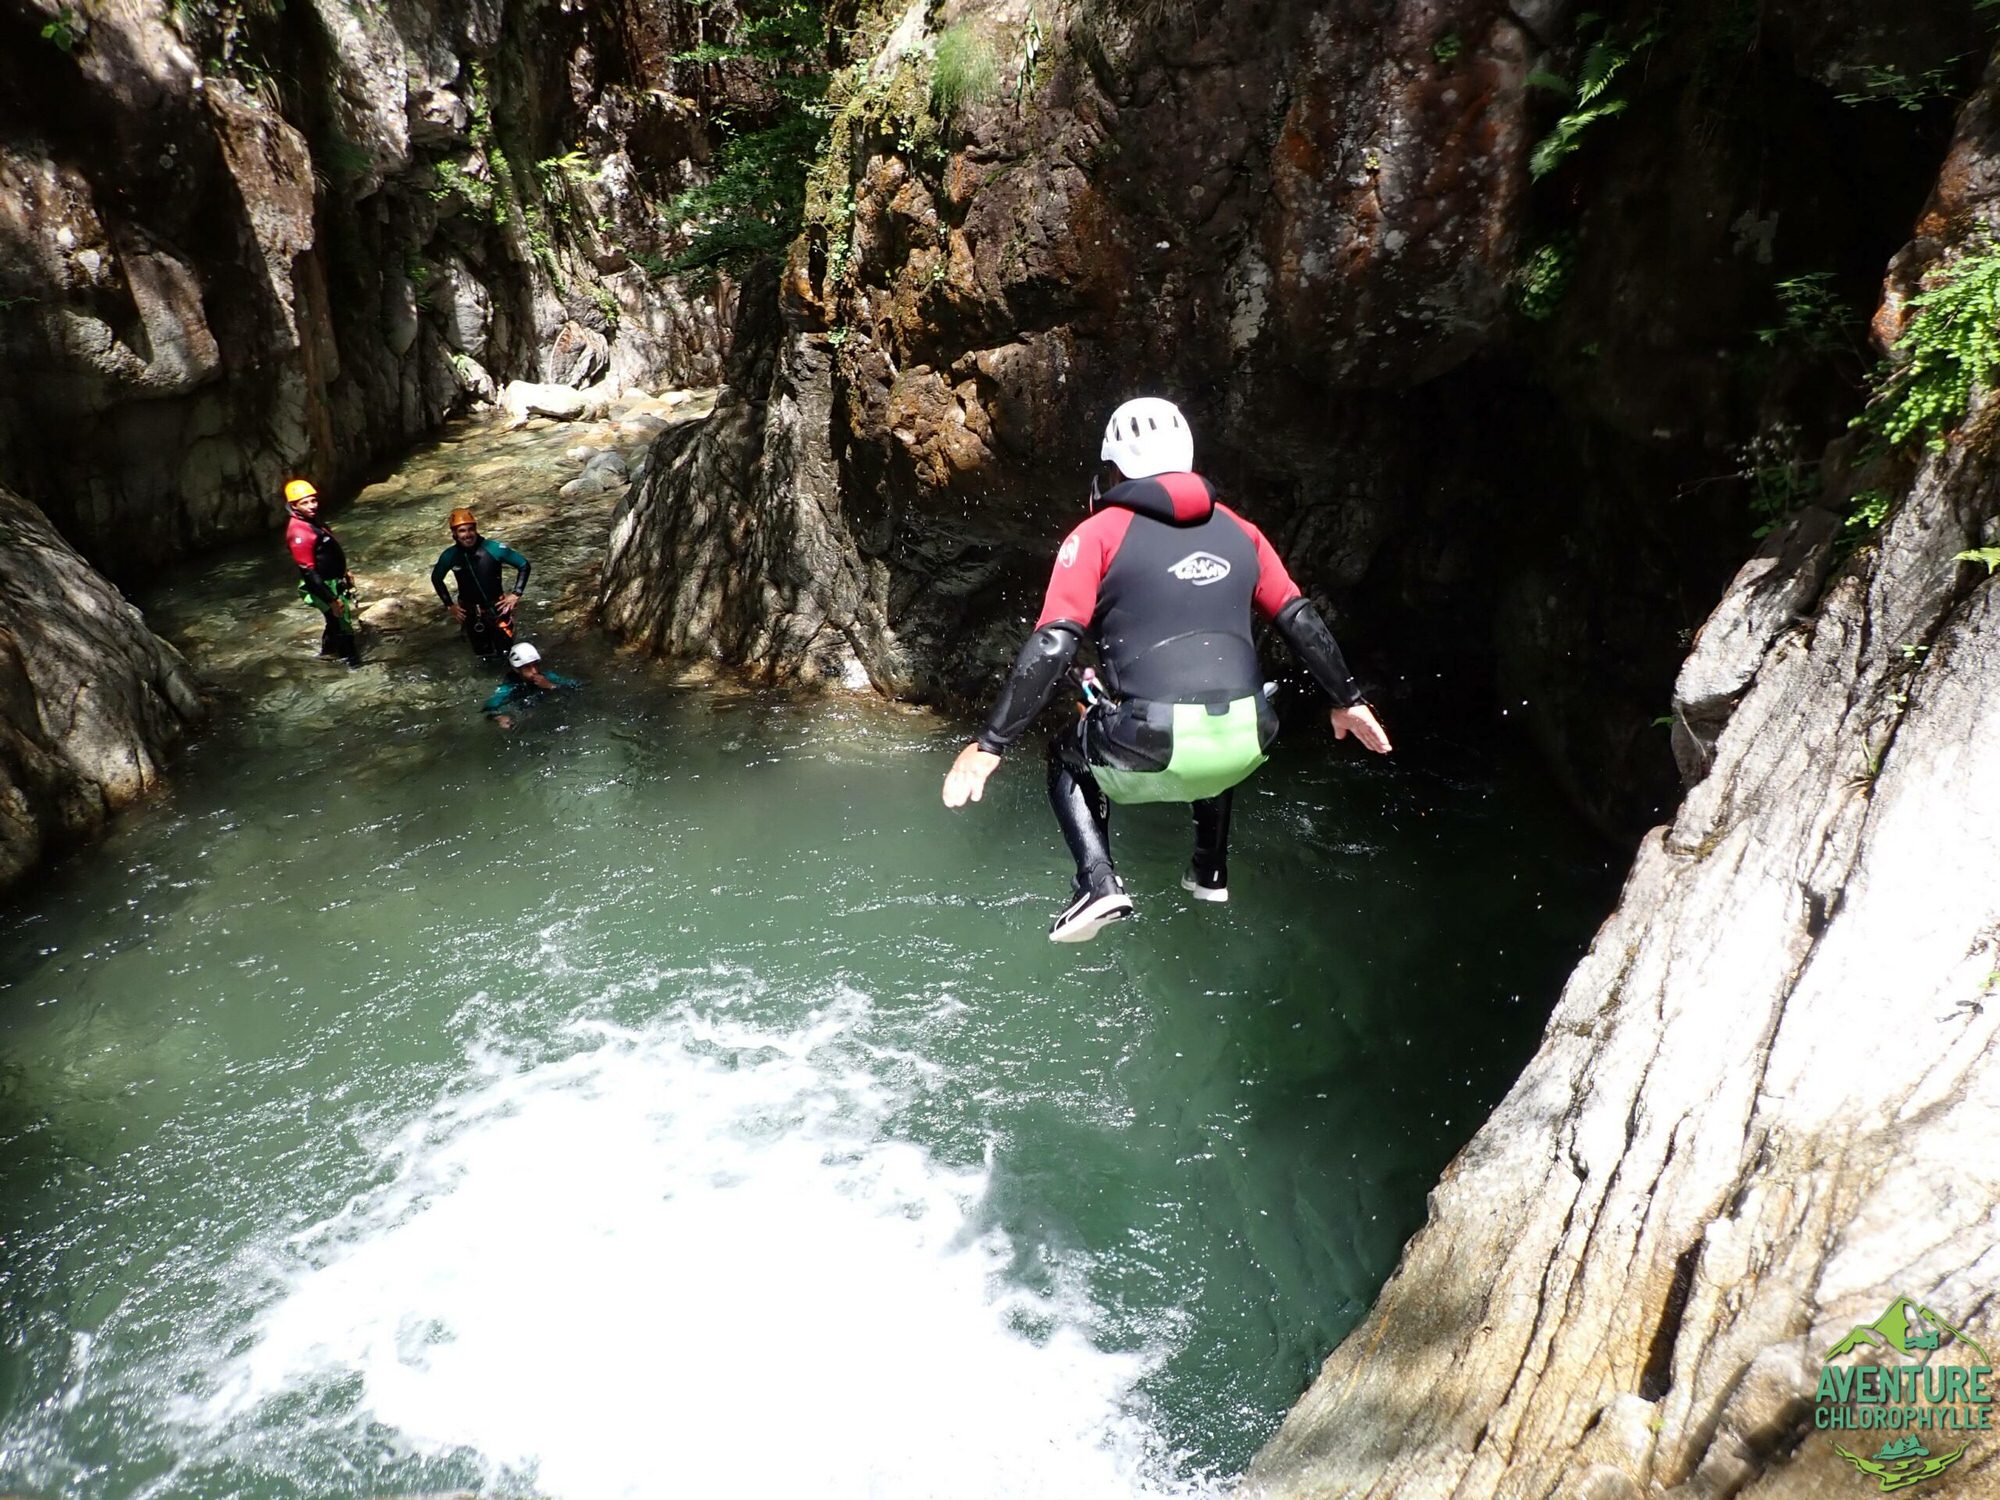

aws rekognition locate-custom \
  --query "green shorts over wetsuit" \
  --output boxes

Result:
[1076,692,1275,805]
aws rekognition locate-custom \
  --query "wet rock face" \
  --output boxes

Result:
[601,283,906,692]
[1242,58,2000,1500]
[0,0,739,581]
[617,0,1551,716]
[0,485,203,896]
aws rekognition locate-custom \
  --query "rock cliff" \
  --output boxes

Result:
[0,0,747,579]
[603,0,1976,840]
[1243,48,2000,1500]
[0,484,203,896]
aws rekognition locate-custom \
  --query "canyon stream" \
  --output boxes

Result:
[0,403,1613,1499]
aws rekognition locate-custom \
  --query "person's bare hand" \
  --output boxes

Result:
[1330,704,1392,754]
[448,604,467,623]
[942,743,1002,808]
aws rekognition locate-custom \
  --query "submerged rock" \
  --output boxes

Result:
[0,485,203,894]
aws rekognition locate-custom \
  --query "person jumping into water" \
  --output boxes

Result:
[941,397,1392,942]
[431,507,531,659]
[282,477,362,667]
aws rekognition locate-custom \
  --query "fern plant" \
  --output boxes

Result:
[1527,15,1661,180]
[1862,241,2000,448]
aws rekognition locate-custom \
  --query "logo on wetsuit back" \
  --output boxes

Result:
[1168,551,1231,586]
[1815,1294,1993,1492]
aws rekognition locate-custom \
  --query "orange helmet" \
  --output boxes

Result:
[448,507,477,529]
[284,478,318,505]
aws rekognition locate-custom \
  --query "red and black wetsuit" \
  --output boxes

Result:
[286,511,359,663]
[976,472,1362,754]
[974,471,1366,894]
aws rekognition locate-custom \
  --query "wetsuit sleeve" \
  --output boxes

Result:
[975,622,1083,754]
[483,682,520,715]
[1228,511,1305,621]
[489,541,531,595]
[1274,598,1364,707]
[287,522,335,606]
[432,548,456,607]
[1033,519,1109,631]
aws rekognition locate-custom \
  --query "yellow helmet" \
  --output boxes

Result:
[283,478,318,505]
[448,507,477,529]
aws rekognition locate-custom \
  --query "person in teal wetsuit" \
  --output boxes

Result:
[432,507,531,659]
[484,642,580,728]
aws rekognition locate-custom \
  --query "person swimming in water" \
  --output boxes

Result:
[483,641,580,728]
[942,397,1391,941]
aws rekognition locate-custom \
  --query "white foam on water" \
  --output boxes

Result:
[187,987,1208,1499]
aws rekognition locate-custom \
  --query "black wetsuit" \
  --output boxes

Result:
[431,538,531,658]
[977,472,1364,891]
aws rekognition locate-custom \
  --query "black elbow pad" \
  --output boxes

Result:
[1274,598,1362,706]
[977,622,1084,753]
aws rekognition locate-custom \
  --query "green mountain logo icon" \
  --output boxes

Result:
[1827,1297,1948,1360]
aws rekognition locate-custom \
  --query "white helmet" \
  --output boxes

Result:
[507,642,542,669]
[1100,397,1193,479]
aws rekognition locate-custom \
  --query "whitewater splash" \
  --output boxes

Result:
[180,982,1209,1499]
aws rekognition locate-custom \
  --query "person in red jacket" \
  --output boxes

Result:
[282,478,362,666]
[942,398,1391,942]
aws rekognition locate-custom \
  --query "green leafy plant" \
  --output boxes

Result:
[667,0,830,276]
[1833,61,1965,112]
[933,23,1000,116]
[1513,235,1576,321]
[1859,241,2000,449]
[538,149,597,191]
[1957,546,2000,574]
[1014,4,1044,106]
[40,5,81,50]
[1842,487,1892,544]
[1757,271,1858,359]
[1527,14,1661,180]
[430,159,495,213]
[1433,31,1464,64]
[670,107,827,274]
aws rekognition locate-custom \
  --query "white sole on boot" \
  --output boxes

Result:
[1049,891,1136,943]
[1180,873,1230,904]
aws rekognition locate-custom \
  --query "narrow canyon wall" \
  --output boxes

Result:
[0,484,203,895]
[0,0,747,580]
[1243,49,2000,1500]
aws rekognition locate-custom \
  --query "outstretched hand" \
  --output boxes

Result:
[942,743,1002,808]
[1330,704,1392,754]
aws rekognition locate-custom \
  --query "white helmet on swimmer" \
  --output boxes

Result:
[507,642,542,670]
[1100,397,1194,479]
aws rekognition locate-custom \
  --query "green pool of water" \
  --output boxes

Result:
[0,414,1613,1499]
